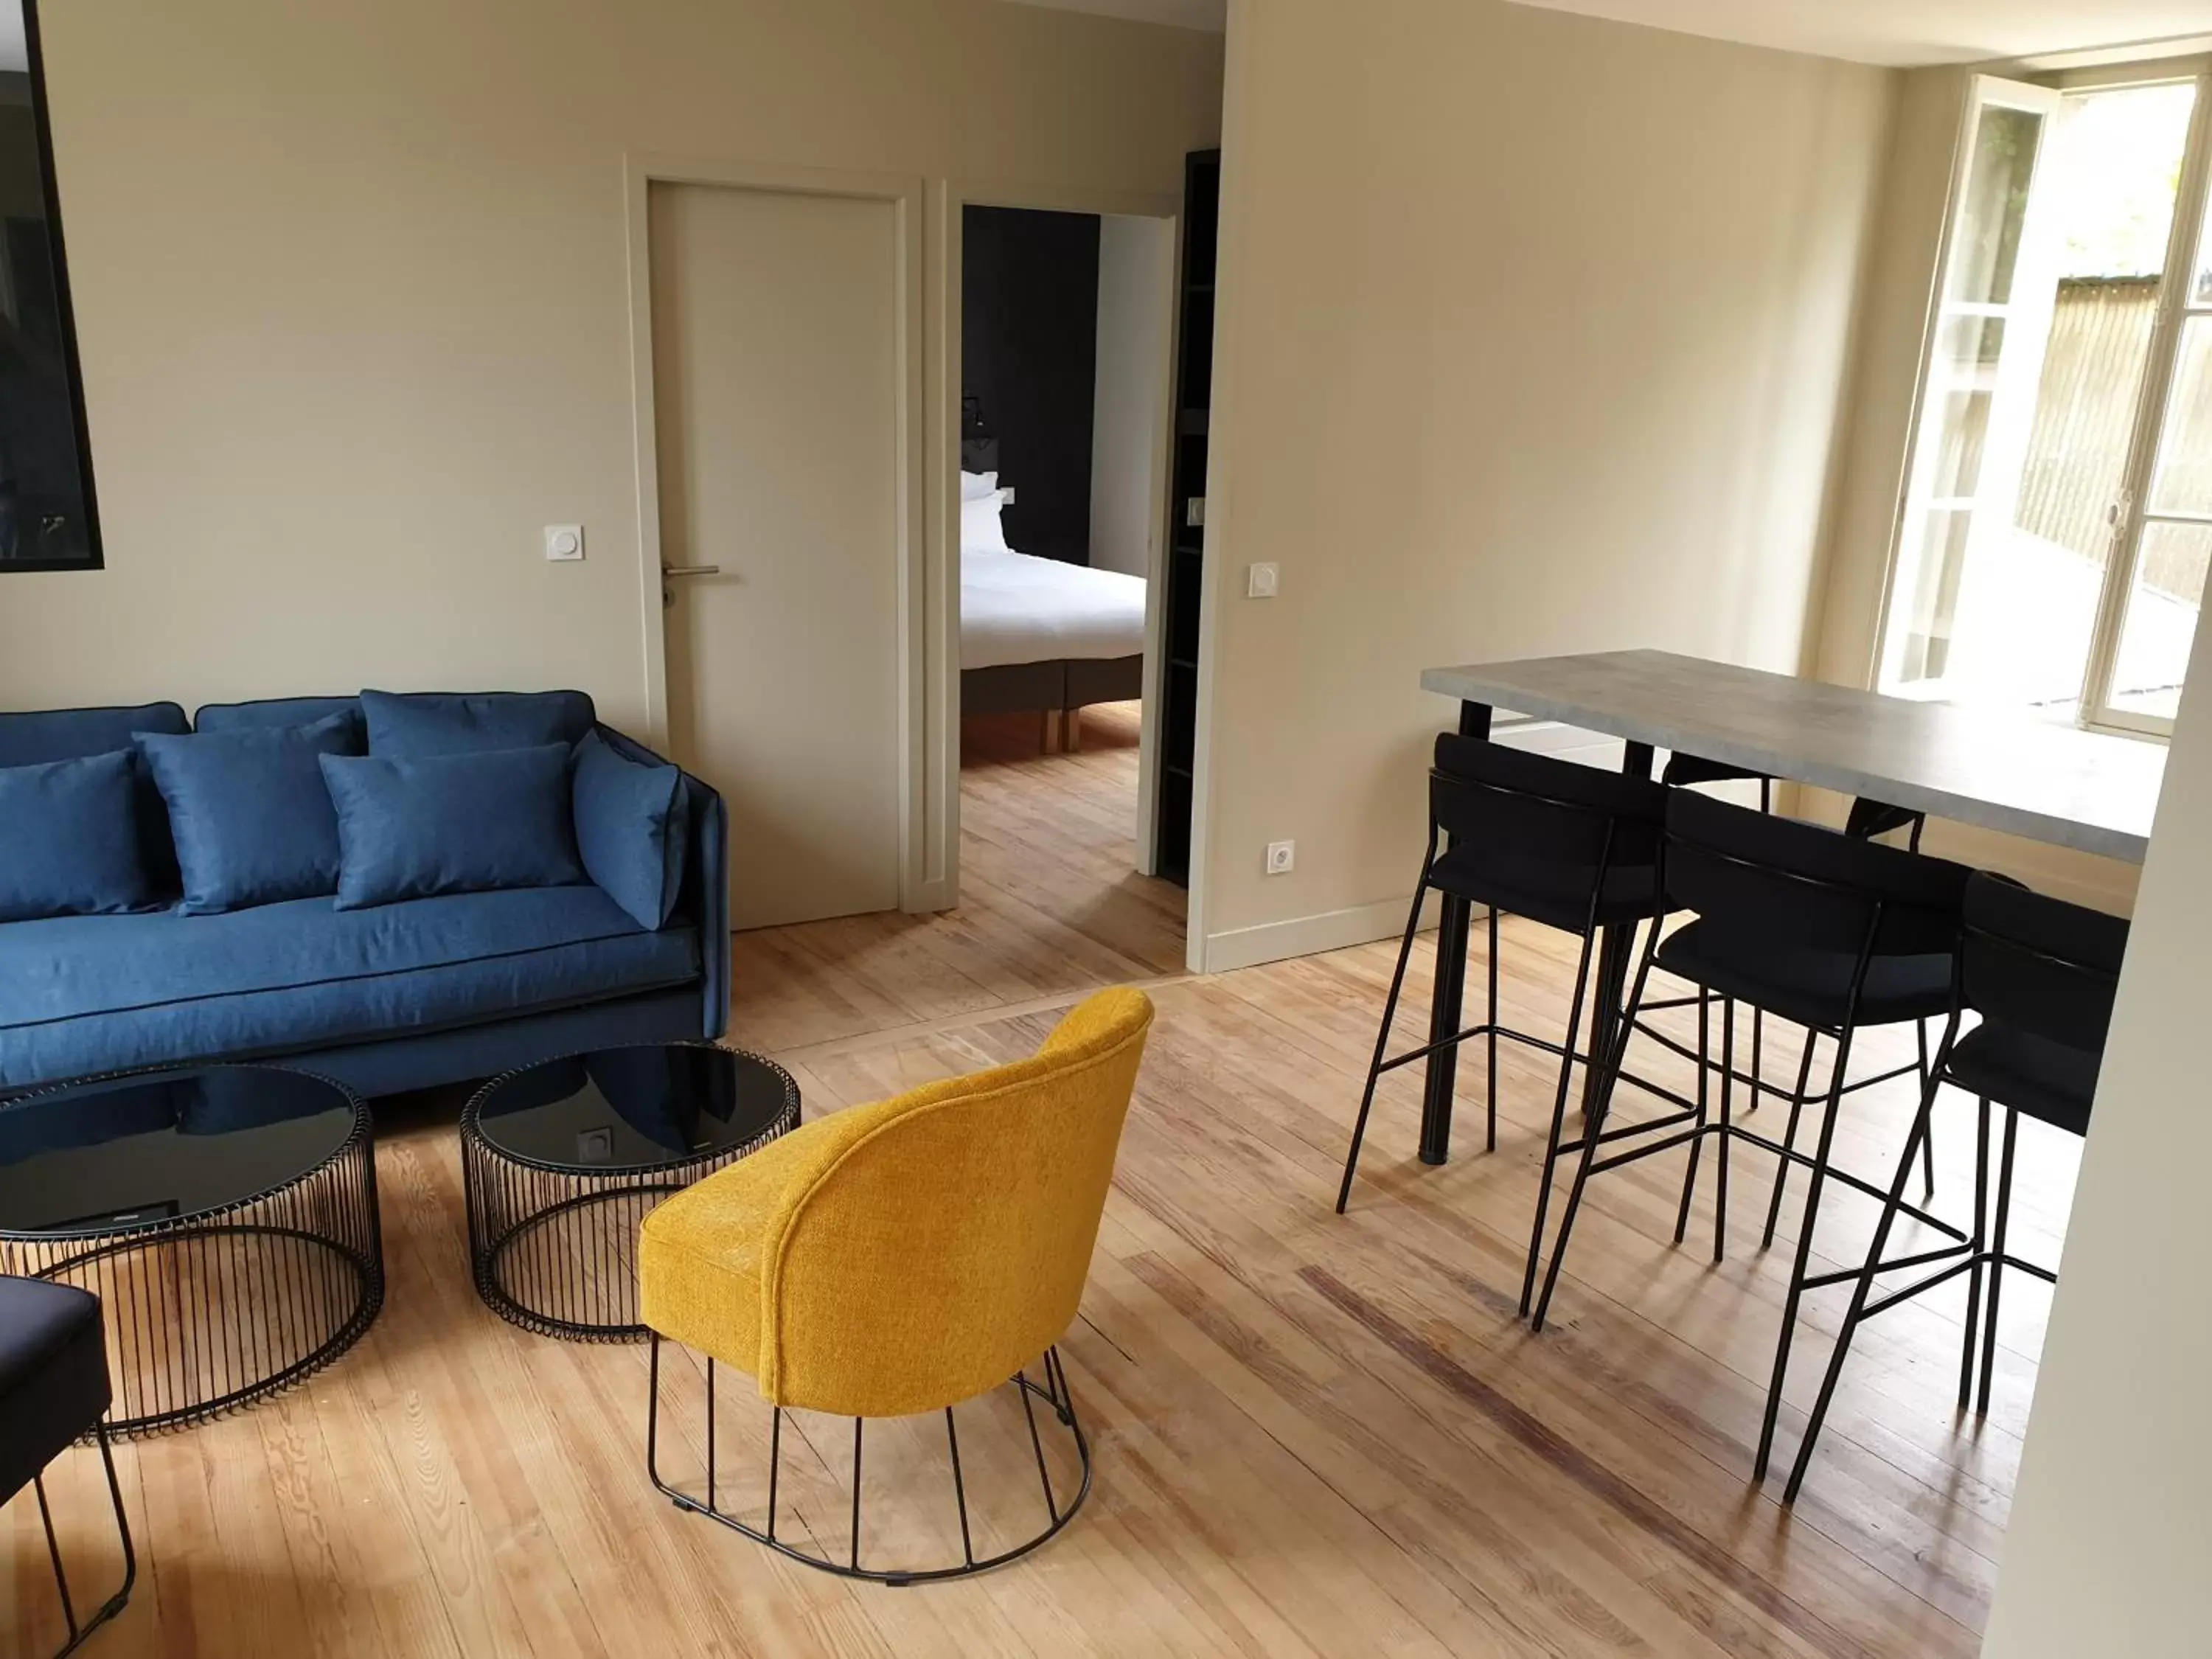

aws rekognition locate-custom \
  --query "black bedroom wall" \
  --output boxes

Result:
[961,205,1100,566]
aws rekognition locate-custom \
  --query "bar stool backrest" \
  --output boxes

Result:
[1961,873,2129,1055]
[1431,733,1666,874]
[1664,790,1969,959]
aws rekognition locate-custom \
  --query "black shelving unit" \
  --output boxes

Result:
[1155,148,1219,886]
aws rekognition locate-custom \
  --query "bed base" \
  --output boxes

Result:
[961,656,1144,754]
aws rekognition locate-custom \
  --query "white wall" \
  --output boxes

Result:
[1980,614,2212,1657]
[1192,0,1895,967]
[2,0,1221,729]
[1090,213,1174,579]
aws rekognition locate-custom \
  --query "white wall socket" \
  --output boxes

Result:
[1265,840,1295,875]
[544,524,585,562]
[1247,562,1280,599]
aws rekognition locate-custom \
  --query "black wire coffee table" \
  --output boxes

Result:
[0,1064,383,1436]
[461,1043,799,1340]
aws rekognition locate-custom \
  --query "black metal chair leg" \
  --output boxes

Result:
[1916,1019,1936,1199]
[1531,931,1660,1331]
[1519,924,1602,1317]
[1747,1006,1764,1115]
[1486,905,1500,1154]
[1673,989,1711,1247]
[1714,1000,1733,1264]
[1337,871,1433,1213]
[1961,1096,1990,1411]
[31,1422,136,1659]
[1754,1029,1856,1482]
[1978,1107,2020,1417]
[1783,1058,1945,1501]
[1761,1031,1820,1249]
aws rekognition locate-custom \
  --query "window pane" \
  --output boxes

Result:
[1895,509,1973,684]
[1947,105,2046,306]
[1938,313,2007,369]
[2110,520,2211,720]
[1930,389,1993,498]
[2147,316,2212,515]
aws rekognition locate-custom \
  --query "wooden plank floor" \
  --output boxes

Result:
[5,702,2064,1655]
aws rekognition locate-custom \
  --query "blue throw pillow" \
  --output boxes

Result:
[361,689,594,757]
[136,713,361,915]
[320,743,586,909]
[0,751,155,922]
[572,731,689,930]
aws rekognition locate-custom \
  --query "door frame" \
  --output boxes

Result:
[623,155,933,909]
[937,179,1183,902]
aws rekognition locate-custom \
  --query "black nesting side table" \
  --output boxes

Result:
[460,1043,799,1340]
[0,1064,383,1436]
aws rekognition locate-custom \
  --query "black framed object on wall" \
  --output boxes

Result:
[0,0,101,571]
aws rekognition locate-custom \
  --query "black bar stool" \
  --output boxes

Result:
[1781,872,2126,1500]
[1660,756,1938,1196]
[1337,734,1670,1313]
[1,1276,136,1655]
[1528,790,1971,1481]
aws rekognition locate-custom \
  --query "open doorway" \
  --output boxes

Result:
[956,202,1185,969]
[1880,73,2212,735]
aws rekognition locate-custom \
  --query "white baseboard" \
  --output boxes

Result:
[1200,889,1446,974]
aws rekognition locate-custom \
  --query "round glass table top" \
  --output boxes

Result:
[0,1065,363,1237]
[467,1044,799,1175]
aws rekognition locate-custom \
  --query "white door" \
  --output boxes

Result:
[650,181,904,930]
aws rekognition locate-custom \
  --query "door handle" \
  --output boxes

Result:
[661,565,723,578]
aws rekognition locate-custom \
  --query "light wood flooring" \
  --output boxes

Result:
[6,700,2063,1655]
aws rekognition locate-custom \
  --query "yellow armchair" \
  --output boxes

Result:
[637,987,1153,1580]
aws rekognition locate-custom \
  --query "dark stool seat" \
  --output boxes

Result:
[0,1278,109,1504]
[1943,1023,2098,1138]
[1429,842,1660,933]
[1655,922,1953,1031]
[0,1274,135,1655]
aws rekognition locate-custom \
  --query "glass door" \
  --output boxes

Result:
[2088,80,2212,734]
[1880,77,2066,700]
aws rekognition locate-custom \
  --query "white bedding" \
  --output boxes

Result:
[960,546,1148,671]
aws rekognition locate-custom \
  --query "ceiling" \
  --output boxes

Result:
[1003,0,2212,66]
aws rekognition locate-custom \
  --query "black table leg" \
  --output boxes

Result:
[1417,700,1494,1166]
[1579,740,1654,1113]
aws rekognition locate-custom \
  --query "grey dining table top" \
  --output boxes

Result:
[1421,649,2166,864]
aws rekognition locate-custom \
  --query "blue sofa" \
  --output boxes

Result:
[0,692,728,1099]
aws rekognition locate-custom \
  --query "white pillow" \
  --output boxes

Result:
[961,489,1013,557]
[960,469,999,502]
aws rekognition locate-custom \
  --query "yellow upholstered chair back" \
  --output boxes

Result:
[737,987,1150,1418]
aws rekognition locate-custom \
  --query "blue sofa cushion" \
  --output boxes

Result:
[573,730,689,929]
[194,695,362,734]
[136,713,362,915]
[1,702,191,894]
[0,886,700,1091]
[0,751,156,922]
[361,689,595,757]
[321,744,585,909]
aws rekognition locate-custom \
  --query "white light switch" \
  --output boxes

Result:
[545,524,585,562]
[1247,562,1279,599]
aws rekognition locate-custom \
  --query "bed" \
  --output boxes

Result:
[959,468,1147,746]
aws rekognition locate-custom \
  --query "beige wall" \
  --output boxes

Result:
[1192,0,1895,964]
[1980,614,2212,1658]
[3,0,1221,730]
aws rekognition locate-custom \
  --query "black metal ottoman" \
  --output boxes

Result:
[0,1275,134,1654]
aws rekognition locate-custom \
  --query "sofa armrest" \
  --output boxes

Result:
[595,723,729,1042]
